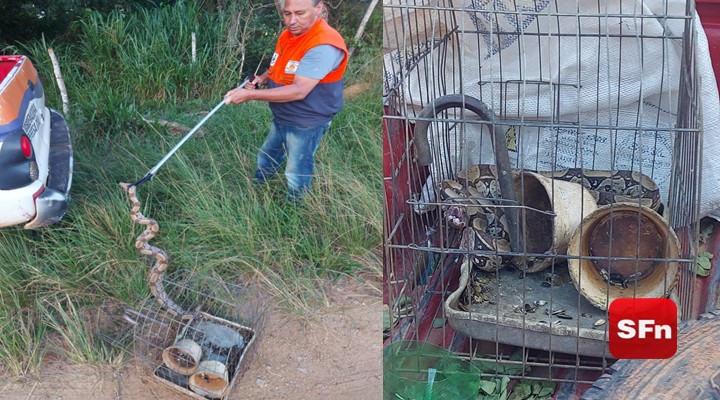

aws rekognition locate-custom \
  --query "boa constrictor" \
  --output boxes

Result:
[120,182,191,319]
[538,169,661,211]
[442,165,513,271]
[440,165,661,274]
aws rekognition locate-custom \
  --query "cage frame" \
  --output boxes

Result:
[383,0,705,392]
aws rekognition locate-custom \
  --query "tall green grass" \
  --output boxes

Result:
[19,0,278,136]
[0,0,381,374]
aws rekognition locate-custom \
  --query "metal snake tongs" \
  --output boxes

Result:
[118,77,251,317]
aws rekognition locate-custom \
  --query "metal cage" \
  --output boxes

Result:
[98,270,269,400]
[383,0,704,395]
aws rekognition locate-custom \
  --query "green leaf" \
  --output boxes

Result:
[508,382,532,400]
[697,264,712,276]
[478,377,511,400]
[497,377,511,400]
[394,295,414,317]
[530,381,542,394]
[537,381,555,398]
[700,222,715,243]
[395,294,413,308]
[478,379,497,394]
[699,251,714,260]
[506,392,525,400]
[538,389,553,398]
[697,255,713,276]
[698,257,711,270]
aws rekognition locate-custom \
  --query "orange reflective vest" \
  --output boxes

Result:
[267,18,348,127]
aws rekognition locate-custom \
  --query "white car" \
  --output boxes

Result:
[0,55,72,228]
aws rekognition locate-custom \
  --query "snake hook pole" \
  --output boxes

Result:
[128,76,252,188]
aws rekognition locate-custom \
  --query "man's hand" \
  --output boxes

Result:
[224,73,320,104]
[224,88,254,105]
[245,71,269,90]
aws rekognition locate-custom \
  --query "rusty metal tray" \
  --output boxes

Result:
[444,260,613,358]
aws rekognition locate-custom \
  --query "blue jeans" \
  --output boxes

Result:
[255,120,330,201]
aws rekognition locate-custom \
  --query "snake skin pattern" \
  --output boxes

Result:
[538,168,661,211]
[441,165,513,271]
[441,165,662,273]
[120,182,189,317]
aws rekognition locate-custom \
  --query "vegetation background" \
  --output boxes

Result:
[0,0,381,375]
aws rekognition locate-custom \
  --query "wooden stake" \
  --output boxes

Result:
[192,32,197,63]
[47,48,69,116]
[348,0,380,58]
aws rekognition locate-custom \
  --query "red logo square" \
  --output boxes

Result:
[608,298,677,359]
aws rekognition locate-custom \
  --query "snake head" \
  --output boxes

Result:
[474,254,503,270]
[596,177,626,194]
[119,182,137,196]
[445,205,468,229]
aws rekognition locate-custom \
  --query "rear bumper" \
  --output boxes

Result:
[24,109,72,229]
[24,188,69,229]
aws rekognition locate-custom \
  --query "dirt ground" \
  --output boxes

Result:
[0,276,383,400]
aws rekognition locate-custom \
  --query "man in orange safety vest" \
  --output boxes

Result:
[225,0,348,203]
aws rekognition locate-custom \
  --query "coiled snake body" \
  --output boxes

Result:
[444,166,662,309]
[441,165,662,272]
[120,182,190,318]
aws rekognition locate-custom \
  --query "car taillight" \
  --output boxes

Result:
[20,135,32,158]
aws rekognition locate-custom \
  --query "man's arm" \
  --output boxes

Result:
[224,75,320,104]
[224,45,344,105]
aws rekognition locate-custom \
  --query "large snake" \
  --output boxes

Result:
[445,166,662,309]
[441,165,662,273]
[441,165,513,271]
[120,182,190,318]
[538,168,661,211]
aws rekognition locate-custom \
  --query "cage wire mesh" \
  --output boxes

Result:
[98,270,269,399]
[383,0,703,395]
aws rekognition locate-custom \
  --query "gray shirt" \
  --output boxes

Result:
[296,44,345,80]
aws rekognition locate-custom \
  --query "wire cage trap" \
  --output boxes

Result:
[99,270,269,400]
[383,0,710,395]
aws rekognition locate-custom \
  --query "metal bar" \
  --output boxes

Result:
[130,77,250,187]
